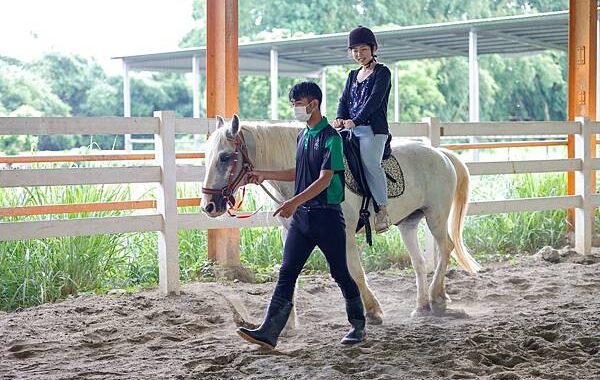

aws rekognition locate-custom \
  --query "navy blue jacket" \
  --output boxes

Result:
[336,63,391,135]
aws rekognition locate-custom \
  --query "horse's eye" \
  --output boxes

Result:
[219,153,231,163]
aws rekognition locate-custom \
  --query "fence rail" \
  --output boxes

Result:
[0,114,596,294]
[0,152,205,164]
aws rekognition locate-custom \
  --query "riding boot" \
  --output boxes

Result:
[340,296,366,345]
[237,295,293,350]
[375,205,391,233]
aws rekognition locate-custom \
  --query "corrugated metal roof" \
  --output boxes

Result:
[114,10,570,77]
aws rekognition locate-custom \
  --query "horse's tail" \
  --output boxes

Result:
[440,148,482,273]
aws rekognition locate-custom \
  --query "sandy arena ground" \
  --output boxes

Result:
[1,249,599,380]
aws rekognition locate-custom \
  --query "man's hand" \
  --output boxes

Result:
[343,119,356,129]
[273,199,299,218]
[332,118,344,129]
[246,171,266,185]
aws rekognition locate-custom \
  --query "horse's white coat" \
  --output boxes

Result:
[203,118,481,323]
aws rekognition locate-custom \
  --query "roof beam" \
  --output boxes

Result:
[398,38,468,58]
[115,10,575,75]
[480,30,566,51]
[242,52,321,75]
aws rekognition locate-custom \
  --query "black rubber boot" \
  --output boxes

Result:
[237,295,293,350]
[340,296,366,345]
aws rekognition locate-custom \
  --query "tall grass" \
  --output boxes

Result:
[464,173,568,260]
[0,185,131,310]
[0,172,588,311]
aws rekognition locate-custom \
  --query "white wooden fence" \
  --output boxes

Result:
[1,112,598,295]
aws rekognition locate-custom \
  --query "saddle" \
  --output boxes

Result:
[340,129,405,245]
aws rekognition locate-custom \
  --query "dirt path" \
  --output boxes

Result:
[1,252,599,379]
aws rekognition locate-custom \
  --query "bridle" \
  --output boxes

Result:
[201,130,254,217]
[201,129,283,217]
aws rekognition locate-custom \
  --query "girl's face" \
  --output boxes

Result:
[351,44,374,65]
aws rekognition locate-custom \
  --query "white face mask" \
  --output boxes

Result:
[293,103,312,122]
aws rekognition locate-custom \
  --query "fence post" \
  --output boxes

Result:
[423,117,440,273]
[154,111,180,295]
[574,116,593,254]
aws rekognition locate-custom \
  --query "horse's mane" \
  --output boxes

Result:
[206,121,301,170]
[241,122,301,170]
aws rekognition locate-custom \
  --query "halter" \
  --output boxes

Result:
[201,129,283,218]
[201,130,254,217]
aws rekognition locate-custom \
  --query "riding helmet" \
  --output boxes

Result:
[347,26,378,50]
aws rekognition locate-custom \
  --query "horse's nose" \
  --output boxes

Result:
[203,202,215,214]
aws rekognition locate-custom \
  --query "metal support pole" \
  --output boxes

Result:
[123,61,132,151]
[320,68,327,116]
[469,29,480,161]
[394,63,400,122]
[192,55,203,150]
[270,48,278,120]
[192,55,201,119]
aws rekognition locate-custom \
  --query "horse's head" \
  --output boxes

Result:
[202,114,249,217]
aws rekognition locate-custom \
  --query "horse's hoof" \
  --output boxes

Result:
[366,312,383,325]
[440,308,469,319]
[430,301,469,318]
[411,305,431,318]
[430,302,447,317]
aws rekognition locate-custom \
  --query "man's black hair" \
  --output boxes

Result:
[288,81,322,109]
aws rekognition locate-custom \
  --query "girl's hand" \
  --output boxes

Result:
[332,119,344,129]
[343,119,356,129]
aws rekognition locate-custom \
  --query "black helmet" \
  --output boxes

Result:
[347,26,378,50]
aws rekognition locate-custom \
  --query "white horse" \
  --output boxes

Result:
[202,115,481,325]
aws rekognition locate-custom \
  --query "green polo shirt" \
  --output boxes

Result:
[295,117,345,205]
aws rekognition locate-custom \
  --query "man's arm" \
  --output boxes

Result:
[247,168,295,184]
[273,170,333,218]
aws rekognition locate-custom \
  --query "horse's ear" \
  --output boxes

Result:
[216,115,225,129]
[227,114,240,137]
[232,114,240,133]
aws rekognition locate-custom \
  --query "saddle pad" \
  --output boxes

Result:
[343,155,405,198]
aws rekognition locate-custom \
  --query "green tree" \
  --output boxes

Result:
[481,52,566,121]
[0,59,70,117]
[122,74,192,118]
[395,61,446,121]
[0,135,38,155]
[1,53,197,151]
[180,0,568,123]
[0,0,574,153]
[29,53,107,116]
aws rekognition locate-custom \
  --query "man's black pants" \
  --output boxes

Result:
[273,205,361,301]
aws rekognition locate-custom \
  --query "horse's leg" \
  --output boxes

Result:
[425,210,454,316]
[397,211,430,317]
[346,232,384,325]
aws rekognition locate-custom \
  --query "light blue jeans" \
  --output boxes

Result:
[353,125,388,206]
